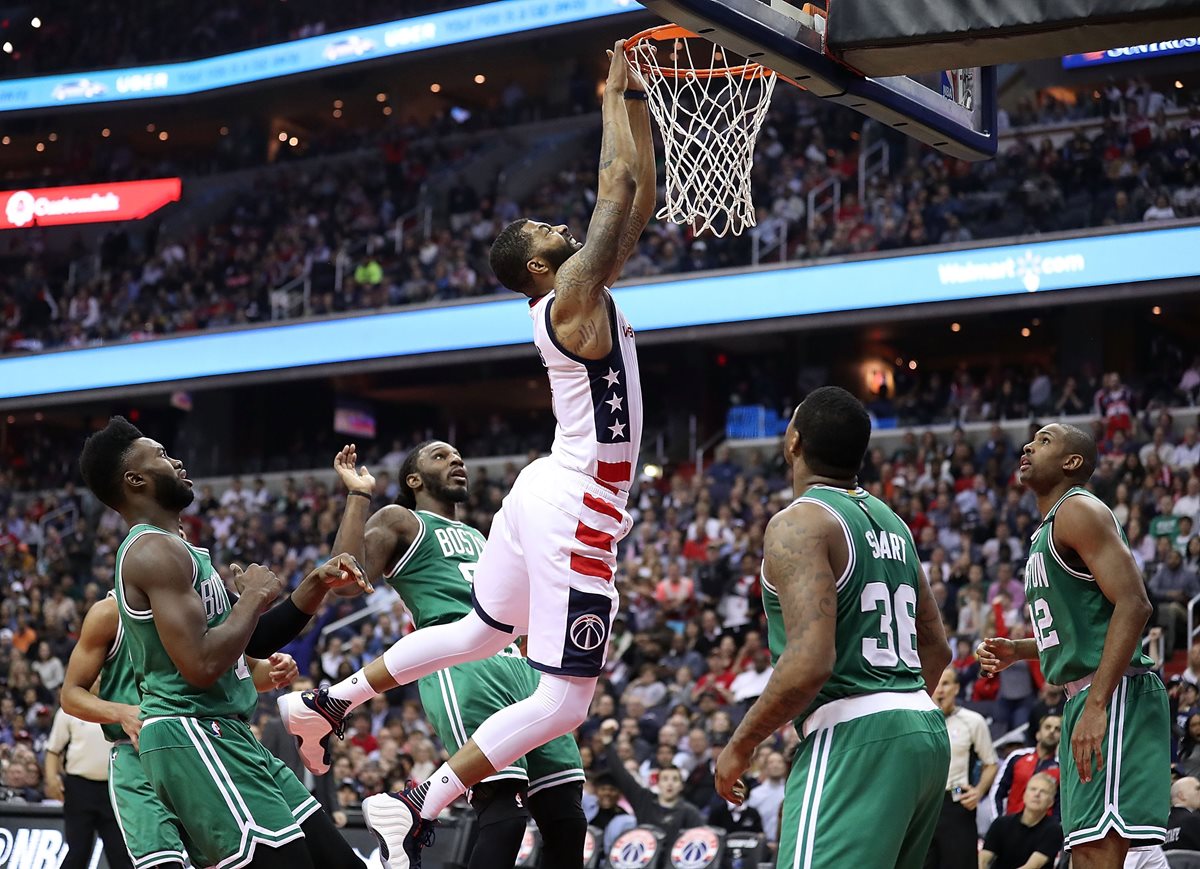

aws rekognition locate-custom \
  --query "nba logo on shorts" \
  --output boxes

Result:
[569,614,607,651]
[210,721,222,738]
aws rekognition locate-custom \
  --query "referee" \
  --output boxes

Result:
[924,667,998,869]
[44,706,132,869]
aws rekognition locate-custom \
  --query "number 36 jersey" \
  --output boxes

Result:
[1025,487,1154,685]
[762,486,927,725]
[385,510,486,629]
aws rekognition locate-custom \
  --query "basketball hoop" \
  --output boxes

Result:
[626,25,778,238]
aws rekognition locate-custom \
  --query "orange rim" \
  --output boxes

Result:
[624,23,773,81]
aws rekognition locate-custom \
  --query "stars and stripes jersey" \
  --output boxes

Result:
[531,290,642,495]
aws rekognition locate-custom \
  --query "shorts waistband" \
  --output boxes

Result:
[1064,666,1152,700]
[801,690,937,738]
[141,713,247,728]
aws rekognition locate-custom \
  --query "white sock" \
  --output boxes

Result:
[326,668,378,712]
[417,762,464,820]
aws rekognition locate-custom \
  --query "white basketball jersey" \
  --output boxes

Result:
[530,290,642,494]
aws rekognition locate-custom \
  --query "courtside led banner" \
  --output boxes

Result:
[1064,38,1200,67]
[0,178,181,229]
[1,224,1197,401]
[0,0,639,114]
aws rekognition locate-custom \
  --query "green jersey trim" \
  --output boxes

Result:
[795,494,857,592]
[104,590,124,663]
[1038,489,1123,584]
[386,510,425,579]
[416,510,468,526]
[117,526,192,621]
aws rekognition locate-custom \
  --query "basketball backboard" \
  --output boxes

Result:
[638,0,998,161]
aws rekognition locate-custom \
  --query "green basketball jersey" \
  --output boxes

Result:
[763,486,927,724]
[99,591,138,742]
[1025,487,1154,684]
[385,510,486,628]
[115,524,257,720]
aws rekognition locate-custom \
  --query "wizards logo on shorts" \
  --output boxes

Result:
[558,588,613,674]
[610,828,659,869]
[570,614,607,651]
[670,828,722,869]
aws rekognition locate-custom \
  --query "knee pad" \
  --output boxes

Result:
[470,778,530,828]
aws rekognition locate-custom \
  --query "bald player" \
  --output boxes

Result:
[979,423,1168,869]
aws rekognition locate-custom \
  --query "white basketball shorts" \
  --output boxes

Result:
[470,457,632,677]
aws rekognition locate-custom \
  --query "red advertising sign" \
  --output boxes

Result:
[0,177,181,229]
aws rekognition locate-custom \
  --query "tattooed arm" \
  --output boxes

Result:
[604,60,656,288]
[552,41,637,356]
[715,502,839,802]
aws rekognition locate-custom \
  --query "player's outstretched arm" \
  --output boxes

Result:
[1056,495,1153,783]
[60,597,141,746]
[124,534,281,689]
[330,444,417,595]
[914,563,952,695]
[716,503,837,803]
[605,51,656,288]
[553,41,638,322]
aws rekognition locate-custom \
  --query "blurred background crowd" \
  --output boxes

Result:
[2,369,1199,851]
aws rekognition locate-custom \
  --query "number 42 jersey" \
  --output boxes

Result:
[762,486,927,726]
[1025,487,1154,685]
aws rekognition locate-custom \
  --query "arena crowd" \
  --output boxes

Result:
[1,364,1198,859]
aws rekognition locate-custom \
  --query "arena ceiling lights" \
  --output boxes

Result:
[0,0,641,114]
[1,223,1197,405]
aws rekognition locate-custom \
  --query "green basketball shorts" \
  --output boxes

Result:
[138,716,317,869]
[777,694,950,869]
[1060,672,1169,849]
[108,741,188,869]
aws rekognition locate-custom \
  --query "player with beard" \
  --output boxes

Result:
[979,423,1168,869]
[279,41,649,869]
[282,442,587,869]
[77,416,369,869]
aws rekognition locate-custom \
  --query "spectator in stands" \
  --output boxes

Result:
[993,715,1062,817]
[1151,548,1200,655]
[995,625,1043,732]
[1165,776,1200,852]
[1177,714,1200,779]
[729,650,774,705]
[926,668,999,869]
[1025,683,1066,746]
[1183,641,1200,687]
[599,720,704,847]
[978,773,1063,869]
[744,750,786,847]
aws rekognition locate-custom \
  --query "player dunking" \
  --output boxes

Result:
[979,424,1169,869]
[715,387,953,869]
[278,40,654,869]
[303,442,588,869]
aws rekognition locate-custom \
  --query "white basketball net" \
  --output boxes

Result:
[629,33,777,238]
